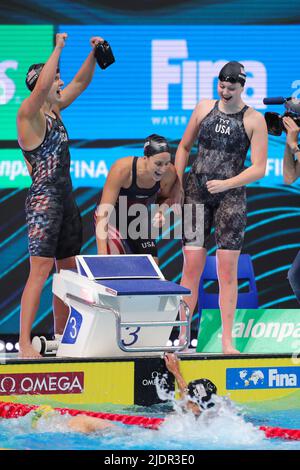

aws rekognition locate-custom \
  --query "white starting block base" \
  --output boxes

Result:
[53,255,190,358]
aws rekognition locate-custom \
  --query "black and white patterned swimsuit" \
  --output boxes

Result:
[95,157,161,257]
[184,100,250,250]
[21,113,82,259]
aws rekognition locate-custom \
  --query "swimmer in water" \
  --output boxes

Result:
[30,405,116,433]
[164,353,218,416]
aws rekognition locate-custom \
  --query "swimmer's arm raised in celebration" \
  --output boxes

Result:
[59,36,104,110]
[164,353,188,400]
[207,110,268,193]
[17,33,66,142]
[283,116,300,184]
[95,160,130,254]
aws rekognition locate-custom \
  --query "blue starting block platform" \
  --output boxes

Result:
[52,255,191,357]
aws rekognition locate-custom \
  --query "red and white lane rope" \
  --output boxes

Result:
[0,401,299,440]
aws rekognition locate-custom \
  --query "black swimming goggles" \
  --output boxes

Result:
[218,74,246,86]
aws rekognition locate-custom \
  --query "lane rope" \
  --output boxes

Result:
[0,401,299,440]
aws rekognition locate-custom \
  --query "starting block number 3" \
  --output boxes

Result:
[62,307,83,344]
[121,327,141,347]
[62,308,141,347]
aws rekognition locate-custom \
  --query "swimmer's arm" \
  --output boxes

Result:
[95,162,129,254]
[175,104,200,185]
[18,35,65,120]
[24,158,32,177]
[175,100,215,184]
[173,371,189,400]
[221,112,268,189]
[157,164,180,202]
[164,354,188,399]
[59,37,103,110]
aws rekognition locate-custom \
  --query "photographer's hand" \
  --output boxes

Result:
[283,116,300,151]
[283,117,300,184]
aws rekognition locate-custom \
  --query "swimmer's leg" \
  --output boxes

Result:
[214,189,246,354]
[179,246,207,345]
[216,249,240,355]
[19,256,54,358]
[54,256,77,335]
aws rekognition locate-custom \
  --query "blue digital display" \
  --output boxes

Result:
[59,25,300,142]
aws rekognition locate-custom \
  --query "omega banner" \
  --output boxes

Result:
[0,372,84,395]
[197,309,300,354]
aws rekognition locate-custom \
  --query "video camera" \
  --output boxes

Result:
[264,96,300,136]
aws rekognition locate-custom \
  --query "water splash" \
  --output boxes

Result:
[154,373,265,448]
[0,403,299,449]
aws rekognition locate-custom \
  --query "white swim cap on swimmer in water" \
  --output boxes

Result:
[187,378,217,410]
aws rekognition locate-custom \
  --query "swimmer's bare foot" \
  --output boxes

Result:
[222,343,240,355]
[18,343,41,358]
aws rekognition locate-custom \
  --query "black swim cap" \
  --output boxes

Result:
[187,378,217,410]
[25,64,45,91]
[25,64,60,91]
[144,134,171,157]
[218,61,246,87]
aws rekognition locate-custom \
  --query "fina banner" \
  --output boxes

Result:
[1,25,300,187]
[197,309,300,353]
[0,148,139,188]
[59,25,300,140]
[59,25,300,187]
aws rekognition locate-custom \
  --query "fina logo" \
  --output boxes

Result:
[239,369,264,387]
[151,40,267,110]
[238,368,297,388]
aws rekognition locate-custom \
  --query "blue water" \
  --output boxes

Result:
[0,400,299,450]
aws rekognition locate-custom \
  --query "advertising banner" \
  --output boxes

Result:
[197,309,300,353]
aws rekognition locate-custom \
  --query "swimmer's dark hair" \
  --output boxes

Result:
[144,134,171,157]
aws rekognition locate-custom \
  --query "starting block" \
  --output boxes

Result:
[52,255,191,357]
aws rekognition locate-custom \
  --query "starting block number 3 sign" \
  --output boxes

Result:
[62,307,83,344]
[62,307,141,346]
[121,326,141,347]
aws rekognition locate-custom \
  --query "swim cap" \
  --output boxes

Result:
[144,134,171,157]
[31,405,55,429]
[187,378,217,410]
[25,64,60,91]
[218,61,246,86]
[25,63,45,91]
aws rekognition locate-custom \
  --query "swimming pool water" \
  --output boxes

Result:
[0,401,299,450]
